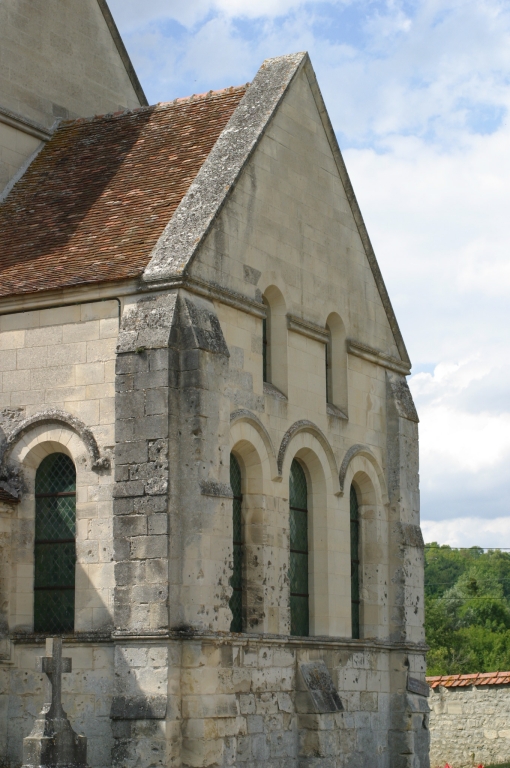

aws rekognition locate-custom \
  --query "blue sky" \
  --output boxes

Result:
[109,0,510,547]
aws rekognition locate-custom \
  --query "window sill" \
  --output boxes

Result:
[263,382,287,400]
[327,403,348,420]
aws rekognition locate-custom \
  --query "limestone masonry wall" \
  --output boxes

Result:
[0,300,118,633]
[0,55,428,768]
[0,0,143,193]
[0,637,427,768]
[429,684,510,767]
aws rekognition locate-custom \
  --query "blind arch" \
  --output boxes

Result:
[34,452,76,633]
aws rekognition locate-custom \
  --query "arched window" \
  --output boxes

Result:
[325,334,332,404]
[262,301,269,383]
[325,313,348,415]
[289,459,309,636]
[350,484,361,639]
[262,286,288,396]
[229,453,243,632]
[34,453,76,633]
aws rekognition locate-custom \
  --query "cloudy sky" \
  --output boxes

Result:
[109,0,510,548]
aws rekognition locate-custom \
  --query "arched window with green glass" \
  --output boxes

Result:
[34,453,76,633]
[350,483,361,639]
[289,459,309,636]
[229,453,243,632]
[262,299,269,383]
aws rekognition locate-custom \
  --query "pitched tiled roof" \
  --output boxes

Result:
[427,672,510,689]
[0,487,19,503]
[0,86,247,298]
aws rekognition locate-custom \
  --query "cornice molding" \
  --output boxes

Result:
[0,104,52,142]
[347,339,411,376]
[139,276,267,318]
[0,281,137,317]
[286,313,329,343]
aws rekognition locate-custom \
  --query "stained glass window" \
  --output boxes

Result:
[34,453,76,634]
[229,453,243,632]
[350,484,361,639]
[290,459,309,636]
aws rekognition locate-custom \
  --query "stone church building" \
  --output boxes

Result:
[0,2,429,767]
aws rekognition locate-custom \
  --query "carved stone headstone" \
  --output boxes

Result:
[22,637,87,768]
[300,661,343,713]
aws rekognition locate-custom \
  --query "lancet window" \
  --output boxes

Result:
[289,459,309,636]
[262,312,269,383]
[229,453,243,632]
[350,483,361,639]
[34,453,76,633]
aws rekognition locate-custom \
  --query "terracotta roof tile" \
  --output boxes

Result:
[427,671,510,689]
[0,86,247,298]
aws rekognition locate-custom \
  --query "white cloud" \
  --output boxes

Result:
[422,517,510,549]
[108,0,510,541]
[108,0,341,29]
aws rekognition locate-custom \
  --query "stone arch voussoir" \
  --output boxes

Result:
[339,444,388,504]
[230,410,279,482]
[0,409,109,474]
[277,420,340,495]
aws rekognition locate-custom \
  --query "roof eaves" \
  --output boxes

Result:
[300,58,411,368]
[142,52,307,285]
[96,0,148,107]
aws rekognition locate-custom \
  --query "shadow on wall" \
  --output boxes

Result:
[0,560,116,768]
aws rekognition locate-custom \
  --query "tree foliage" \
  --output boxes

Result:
[425,544,510,675]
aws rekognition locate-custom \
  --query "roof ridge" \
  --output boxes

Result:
[56,84,251,130]
[159,83,250,107]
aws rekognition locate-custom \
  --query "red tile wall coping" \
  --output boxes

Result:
[0,85,247,298]
[427,672,510,689]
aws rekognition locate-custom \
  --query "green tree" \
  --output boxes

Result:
[425,544,510,675]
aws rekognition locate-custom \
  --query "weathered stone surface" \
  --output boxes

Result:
[429,684,510,767]
[21,638,87,768]
[110,695,167,720]
[299,661,343,713]
[0,41,427,768]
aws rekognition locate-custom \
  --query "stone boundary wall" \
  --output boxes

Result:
[429,683,510,767]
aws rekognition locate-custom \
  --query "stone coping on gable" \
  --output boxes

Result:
[427,671,510,689]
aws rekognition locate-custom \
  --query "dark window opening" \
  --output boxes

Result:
[262,315,268,383]
[229,453,243,632]
[290,459,309,636]
[350,484,360,639]
[325,337,331,403]
[34,453,76,634]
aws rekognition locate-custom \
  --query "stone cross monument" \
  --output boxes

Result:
[22,637,87,768]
